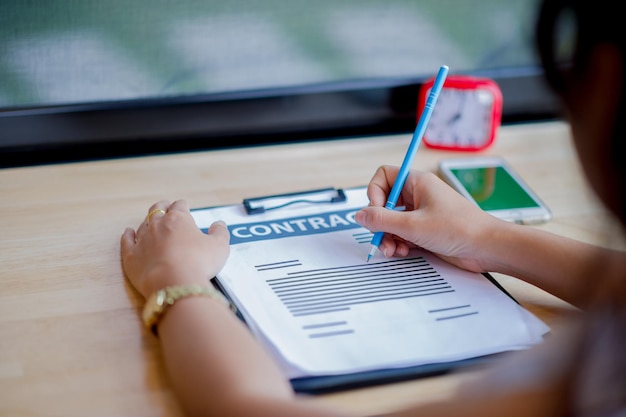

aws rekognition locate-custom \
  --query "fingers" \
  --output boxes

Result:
[207,220,231,244]
[134,200,169,241]
[146,200,170,223]
[357,208,416,258]
[126,199,230,244]
[367,165,400,207]
[355,207,407,236]
[144,200,191,226]
[120,227,136,258]
[167,199,190,214]
[383,234,411,257]
[205,220,231,268]
[120,199,232,298]
[356,206,414,241]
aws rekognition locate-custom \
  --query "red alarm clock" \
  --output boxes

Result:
[418,75,503,152]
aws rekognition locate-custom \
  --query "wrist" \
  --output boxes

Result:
[139,265,212,298]
[477,217,519,273]
[142,284,233,336]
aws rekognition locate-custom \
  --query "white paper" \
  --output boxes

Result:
[192,187,549,379]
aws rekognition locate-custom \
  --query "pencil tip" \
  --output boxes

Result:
[366,254,371,263]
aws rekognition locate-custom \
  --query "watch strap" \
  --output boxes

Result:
[142,284,232,336]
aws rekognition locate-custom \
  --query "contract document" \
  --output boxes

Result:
[191,187,549,392]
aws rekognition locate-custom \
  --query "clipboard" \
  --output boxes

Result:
[243,187,347,215]
[211,273,507,394]
[192,186,549,394]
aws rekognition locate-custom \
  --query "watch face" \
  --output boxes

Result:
[419,76,502,151]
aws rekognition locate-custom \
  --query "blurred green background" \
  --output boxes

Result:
[0,0,540,108]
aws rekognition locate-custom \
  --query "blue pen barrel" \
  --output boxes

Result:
[367,65,448,261]
[384,201,397,210]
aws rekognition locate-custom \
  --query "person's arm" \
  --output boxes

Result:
[355,165,624,309]
[120,200,346,417]
[474,217,623,309]
[120,198,575,417]
[156,291,350,417]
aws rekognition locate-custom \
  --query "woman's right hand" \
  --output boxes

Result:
[355,165,503,272]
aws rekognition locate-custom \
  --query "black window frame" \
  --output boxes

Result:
[0,66,560,168]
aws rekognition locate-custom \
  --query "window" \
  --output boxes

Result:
[0,0,558,167]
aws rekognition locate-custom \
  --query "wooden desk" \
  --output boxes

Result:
[0,121,621,416]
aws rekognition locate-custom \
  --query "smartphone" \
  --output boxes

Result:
[438,156,551,224]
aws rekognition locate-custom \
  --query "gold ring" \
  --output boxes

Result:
[146,209,166,224]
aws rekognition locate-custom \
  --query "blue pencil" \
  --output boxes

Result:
[366,65,449,262]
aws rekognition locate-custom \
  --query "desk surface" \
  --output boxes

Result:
[1,121,621,417]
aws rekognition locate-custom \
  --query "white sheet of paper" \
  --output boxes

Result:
[192,188,549,378]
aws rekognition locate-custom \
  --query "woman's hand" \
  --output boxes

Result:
[355,165,501,272]
[120,199,230,298]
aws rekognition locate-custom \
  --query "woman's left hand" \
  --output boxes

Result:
[120,199,230,299]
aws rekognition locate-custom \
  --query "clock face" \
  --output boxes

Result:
[419,76,502,151]
[426,88,493,147]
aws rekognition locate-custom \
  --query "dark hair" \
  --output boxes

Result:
[536,0,625,93]
[536,0,626,220]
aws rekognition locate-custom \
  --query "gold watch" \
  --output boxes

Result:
[142,284,231,335]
